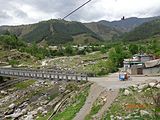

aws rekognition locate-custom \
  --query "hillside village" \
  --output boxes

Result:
[124,54,160,75]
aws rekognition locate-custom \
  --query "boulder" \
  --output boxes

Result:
[5,112,22,119]
[30,110,38,116]
[42,111,48,116]
[138,84,148,90]
[24,114,33,120]
[9,103,16,109]
[4,108,14,115]
[148,82,156,87]
[156,84,160,89]
[37,107,45,112]
[124,89,130,96]
[140,110,150,116]
[116,116,123,120]
[1,90,8,95]
[21,109,27,114]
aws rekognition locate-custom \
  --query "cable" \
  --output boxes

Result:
[62,0,92,20]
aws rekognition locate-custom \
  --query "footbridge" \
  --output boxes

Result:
[0,68,88,81]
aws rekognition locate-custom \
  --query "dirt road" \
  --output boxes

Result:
[89,73,160,89]
[73,83,105,120]
[73,73,160,120]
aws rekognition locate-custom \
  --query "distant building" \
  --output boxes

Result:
[143,59,160,75]
[48,46,58,50]
[123,54,160,75]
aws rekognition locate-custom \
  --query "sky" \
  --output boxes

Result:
[0,0,160,25]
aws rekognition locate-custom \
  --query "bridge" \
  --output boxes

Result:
[0,68,88,81]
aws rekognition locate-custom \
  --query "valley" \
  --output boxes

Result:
[0,16,160,120]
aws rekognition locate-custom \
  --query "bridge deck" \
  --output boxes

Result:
[0,68,88,81]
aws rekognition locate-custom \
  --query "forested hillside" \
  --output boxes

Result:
[0,20,101,44]
[121,19,160,41]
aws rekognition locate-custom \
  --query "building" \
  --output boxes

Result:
[123,54,159,75]
[143,59,160,75]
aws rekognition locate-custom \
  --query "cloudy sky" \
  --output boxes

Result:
[0,0,160,25]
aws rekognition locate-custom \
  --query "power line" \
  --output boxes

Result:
[62,0,92,20]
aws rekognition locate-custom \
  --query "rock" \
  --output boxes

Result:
[124,89,130,96]
[138,84,148,90]
[116,116,123,120]
[42,111,47,115]
[19,102,28,108]
[15,108,21,113]
[4,108,14,115]
[148,82,156,87]
[21,109,27,114]
[5,112,22,118]
[24,114,33,120]
[30,110,38,116]
[103,98,107,102]
[140,110,150,116]
[0,90,8,95]
[115,99,118,102]
[51,81,55,85]
[125,115,131,119]
[40,100,48,105]
[132,85,138,90]
[37,107,45,112]
[156,84,160,89]
[9,103,16,109]
[132,85,137,88]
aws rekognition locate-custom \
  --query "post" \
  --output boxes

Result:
[66,74,68,81]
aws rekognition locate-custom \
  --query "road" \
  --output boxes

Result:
[89,73,160,90]
[74,73,160,120]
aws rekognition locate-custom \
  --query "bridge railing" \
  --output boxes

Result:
[0,68,88,81]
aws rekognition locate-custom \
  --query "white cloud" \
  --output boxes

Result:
[0,0,160,25]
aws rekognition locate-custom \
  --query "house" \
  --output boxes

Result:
[132,54,154,63]
[123,54,159,75]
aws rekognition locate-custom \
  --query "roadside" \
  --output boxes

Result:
[74,72,160,120]
[73,83,105,120]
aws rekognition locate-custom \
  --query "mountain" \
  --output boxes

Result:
[84,22,122,41]
[1,16,160,44]
[0,19,102,44]
[98,16,160,32]
[85,16,160,40]
[121,19,160,41]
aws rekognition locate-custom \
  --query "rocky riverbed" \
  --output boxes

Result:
[0,79,71,120]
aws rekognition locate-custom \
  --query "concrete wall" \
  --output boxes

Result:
[143,66,160,75]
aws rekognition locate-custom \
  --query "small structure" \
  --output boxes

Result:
[123,54,159,75]
[143,59,160,75]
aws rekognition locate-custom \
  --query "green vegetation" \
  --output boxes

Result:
[122,19,160,41]
[52,85,90,120]
[85,104,102,120]
[0,19,101,45]
[103,87,160,120]
[14,80,36,89]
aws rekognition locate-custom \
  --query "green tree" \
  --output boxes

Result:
[65,45,74,55]
[129,44,138,55]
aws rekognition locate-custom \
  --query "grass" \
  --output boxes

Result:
[51,85,90,120]
[14,79,36,89]
[85,104,102,120]
[37,112,52,120]
[103,87,160,120]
